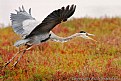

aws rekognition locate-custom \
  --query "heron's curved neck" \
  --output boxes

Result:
[50,31,80,42]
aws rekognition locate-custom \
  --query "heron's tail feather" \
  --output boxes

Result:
[14,39,29,47]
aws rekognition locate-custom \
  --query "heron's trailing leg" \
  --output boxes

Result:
[12,46,32,67]
[4,48,25,68]
[12,50,26,67]
[4,45,32,68]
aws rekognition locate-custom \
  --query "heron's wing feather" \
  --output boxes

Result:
[10,6,35,36]
[22,20,40,38]
[26,4,76,38]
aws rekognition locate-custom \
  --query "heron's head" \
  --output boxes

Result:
[78,31,97,42]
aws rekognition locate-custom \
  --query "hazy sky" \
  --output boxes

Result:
[0,0,121,26]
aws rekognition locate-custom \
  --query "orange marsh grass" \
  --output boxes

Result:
[0,17,121,81]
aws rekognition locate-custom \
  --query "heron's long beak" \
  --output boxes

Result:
[81,33,97,42]
[86,33,95,36]
[86,36,97,42]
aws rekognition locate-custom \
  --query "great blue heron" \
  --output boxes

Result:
[4,4,96,67]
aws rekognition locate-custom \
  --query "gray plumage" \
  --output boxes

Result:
[10,6,35,36]
[11,5,76,47]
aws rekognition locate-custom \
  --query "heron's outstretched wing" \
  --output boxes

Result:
[26,4,76,38]
[10,6,37,37]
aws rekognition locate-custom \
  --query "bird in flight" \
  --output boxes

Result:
[4,4,96,67]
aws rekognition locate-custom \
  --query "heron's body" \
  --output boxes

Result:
[4,4,96,67]
[15,32,50,46]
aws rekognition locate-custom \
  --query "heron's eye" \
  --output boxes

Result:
[49,34,51,36]
[80,31,86,33]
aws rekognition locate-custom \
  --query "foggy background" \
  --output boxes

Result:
[0,0,121,27]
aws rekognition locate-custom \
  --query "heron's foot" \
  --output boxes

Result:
[12,61,18,67]
[3,62,10,68]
